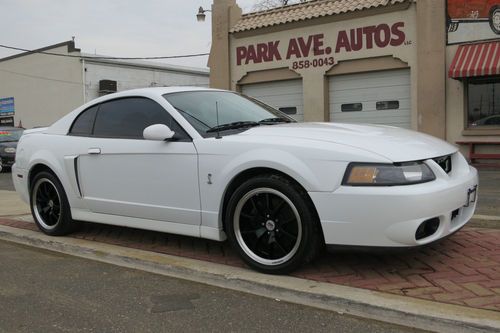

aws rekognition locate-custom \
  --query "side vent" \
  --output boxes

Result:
[99,80,117,96]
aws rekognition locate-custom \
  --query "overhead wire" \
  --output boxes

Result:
[0,44,210,60]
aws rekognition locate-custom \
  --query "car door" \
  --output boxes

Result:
[75,97,200,226]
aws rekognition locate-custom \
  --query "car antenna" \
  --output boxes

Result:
[215,101,222,139]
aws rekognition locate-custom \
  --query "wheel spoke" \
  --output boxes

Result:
[278,216,296,227]
[278,228,297,241]
[241,227,265,236]
[273,238,288,256]
[271,199,286,216]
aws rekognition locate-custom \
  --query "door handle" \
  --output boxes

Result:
[88,148,101,155]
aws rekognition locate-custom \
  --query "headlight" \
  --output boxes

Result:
[343,162,435,186]
[4,147,16,153]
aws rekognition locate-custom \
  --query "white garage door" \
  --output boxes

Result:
[329,69,411,128]
[241,79,304,121]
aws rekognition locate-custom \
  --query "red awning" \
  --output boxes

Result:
[448,41,500,79]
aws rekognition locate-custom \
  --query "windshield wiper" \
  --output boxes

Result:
[259,117,292,124]
[206,121,260,133]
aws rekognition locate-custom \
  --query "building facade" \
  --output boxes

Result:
[208,0,500,157]
[0,41,209,129]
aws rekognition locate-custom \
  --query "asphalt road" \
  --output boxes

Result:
[0,240,424,333]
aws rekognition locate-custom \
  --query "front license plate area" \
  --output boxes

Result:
[464,185,478,207]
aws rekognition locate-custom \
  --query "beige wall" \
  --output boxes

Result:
[0,45,83,129]
[228,4,420,127]
[415,0,446,139]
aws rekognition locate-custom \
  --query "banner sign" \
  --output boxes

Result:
[447,0,500,44]
[0,97,15,116]
[235,22,408,68]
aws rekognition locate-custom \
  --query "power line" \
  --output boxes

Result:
[0,44,209,60]
[0,68,84,85]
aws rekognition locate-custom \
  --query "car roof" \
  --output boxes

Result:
[86,86,221,106]
[46,86,225,136]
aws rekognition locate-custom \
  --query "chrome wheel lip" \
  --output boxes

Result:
[31,178,61,230]
[233,187,302,266]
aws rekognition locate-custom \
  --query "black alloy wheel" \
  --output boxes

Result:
[225,174,322,274]
[30,171,77,236]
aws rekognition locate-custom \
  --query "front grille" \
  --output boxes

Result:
[433,155,452,173]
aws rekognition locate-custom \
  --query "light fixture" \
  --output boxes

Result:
[197,6,211,22]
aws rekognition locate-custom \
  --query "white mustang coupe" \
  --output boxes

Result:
[12,87,478,274]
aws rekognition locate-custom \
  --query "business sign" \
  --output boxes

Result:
[0,116,14,127]
[235,22,407,69]
[447,0,500,44]
[0,97,14,116]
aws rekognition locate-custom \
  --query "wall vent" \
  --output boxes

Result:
[99,80,117,95]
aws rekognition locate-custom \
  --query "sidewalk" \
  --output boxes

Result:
[1,170,499,331]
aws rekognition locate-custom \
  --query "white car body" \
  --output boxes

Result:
[13,87,478,254]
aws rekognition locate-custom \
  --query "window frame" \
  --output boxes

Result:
[68,96,192,141]
[464,76,500,131]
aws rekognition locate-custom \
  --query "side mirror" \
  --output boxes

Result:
[143,124,175,141]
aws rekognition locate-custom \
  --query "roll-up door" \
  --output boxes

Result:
[241,79,304,121]
[329,69,411,128]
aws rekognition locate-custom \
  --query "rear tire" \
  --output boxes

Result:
[225,174,322,274]
[30,171,77,236]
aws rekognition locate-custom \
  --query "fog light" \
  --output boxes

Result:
[415,218,440,240]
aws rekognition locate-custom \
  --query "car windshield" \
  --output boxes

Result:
[0,129,23,142]
[163,91,295,137]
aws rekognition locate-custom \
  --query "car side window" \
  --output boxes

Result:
[69,105,98,136]
[93,97,190,140]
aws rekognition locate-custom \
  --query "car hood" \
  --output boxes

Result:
[240,122,457,162]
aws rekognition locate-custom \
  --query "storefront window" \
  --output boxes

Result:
[467,77,500,128]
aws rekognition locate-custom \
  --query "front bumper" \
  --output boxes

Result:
[309,154,479,247]
[0,154,15,167]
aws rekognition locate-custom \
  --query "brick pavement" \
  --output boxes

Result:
[1,218,500,312]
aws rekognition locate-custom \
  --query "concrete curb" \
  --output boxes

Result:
[0,225,499,333]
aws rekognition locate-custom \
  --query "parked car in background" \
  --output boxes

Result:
[12,87,478,274]
[471,114,500,126]
[447,0,500,34]
[0,127,24,172]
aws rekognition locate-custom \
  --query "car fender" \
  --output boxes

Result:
[219,148,328,193]
[202,147,348,230]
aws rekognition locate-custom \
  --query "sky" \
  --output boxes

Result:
[0,0,258,69]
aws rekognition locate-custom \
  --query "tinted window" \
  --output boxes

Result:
[93,97,189,140]
[467,78,500,128]
[164,91,294,137]
[0,128,23,142]
[70,105,98,136]
[376,101,399,110]
[341,103,363,112]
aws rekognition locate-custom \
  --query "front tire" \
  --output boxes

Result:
[225,174,322,274]
[30,171,77,236]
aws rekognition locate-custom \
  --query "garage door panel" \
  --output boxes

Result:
[329,69,411,128]
[242,79,304,121]
[332,71,410,87]
[331,91,410,106]
[332,98,411,113]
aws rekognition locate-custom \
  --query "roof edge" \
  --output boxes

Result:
[0,40,80,63]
